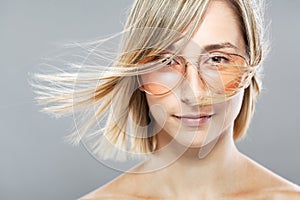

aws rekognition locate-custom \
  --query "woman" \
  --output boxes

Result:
[33,0,300,199]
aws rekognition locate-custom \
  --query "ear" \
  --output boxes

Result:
[244,79,252,89]
[243,74,254,89]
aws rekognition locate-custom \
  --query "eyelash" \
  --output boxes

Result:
[160,52,232,66]
[206,54,230,65]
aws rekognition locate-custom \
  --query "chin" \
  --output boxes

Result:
[173,129,223,149]
[173,133,209,148]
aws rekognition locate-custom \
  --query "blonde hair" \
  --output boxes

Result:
[32,0,267,160]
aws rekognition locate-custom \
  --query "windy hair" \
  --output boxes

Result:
[31,0,268,161]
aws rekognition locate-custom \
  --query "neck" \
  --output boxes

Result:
[135,125,242,195]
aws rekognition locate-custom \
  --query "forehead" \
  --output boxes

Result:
[171,0,245,55]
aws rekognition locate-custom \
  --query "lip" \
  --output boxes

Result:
[173,114,214,127]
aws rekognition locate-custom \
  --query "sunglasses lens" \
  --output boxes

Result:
[138,53,253,98]
[199,54,251,97]
[138,65,184,95]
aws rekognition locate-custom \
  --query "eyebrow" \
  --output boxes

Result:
[202,42,239,52]
[167,42,239,52]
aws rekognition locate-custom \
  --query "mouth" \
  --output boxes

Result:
[173,114,214,127]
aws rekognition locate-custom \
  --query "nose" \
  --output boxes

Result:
[180,63,210,105]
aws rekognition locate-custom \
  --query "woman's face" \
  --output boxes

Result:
[145,0,247,149]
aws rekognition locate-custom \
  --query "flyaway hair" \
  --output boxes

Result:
[31,0,268,161]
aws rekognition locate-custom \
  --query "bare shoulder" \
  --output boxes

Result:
[79,173,139,200]
[239,154,300,199]
[268,186,300,200]
[79,170,166,200]
[258,184,300,200]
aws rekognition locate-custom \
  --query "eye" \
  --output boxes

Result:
[208,54,230,65]
[159,55,184,73]
[210,55,229,64]
[161,55,181,66]
[164,58,178,65]
[211,56,227,63]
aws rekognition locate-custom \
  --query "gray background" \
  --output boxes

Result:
[0,0,299,199]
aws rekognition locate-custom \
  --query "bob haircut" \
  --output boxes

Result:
[33,0,268,161]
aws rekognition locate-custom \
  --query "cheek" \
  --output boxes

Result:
[145,93,180,125]
[224,90,244,123]
[146,93,177,112]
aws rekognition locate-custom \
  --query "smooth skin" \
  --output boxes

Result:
[82,1,300,199]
